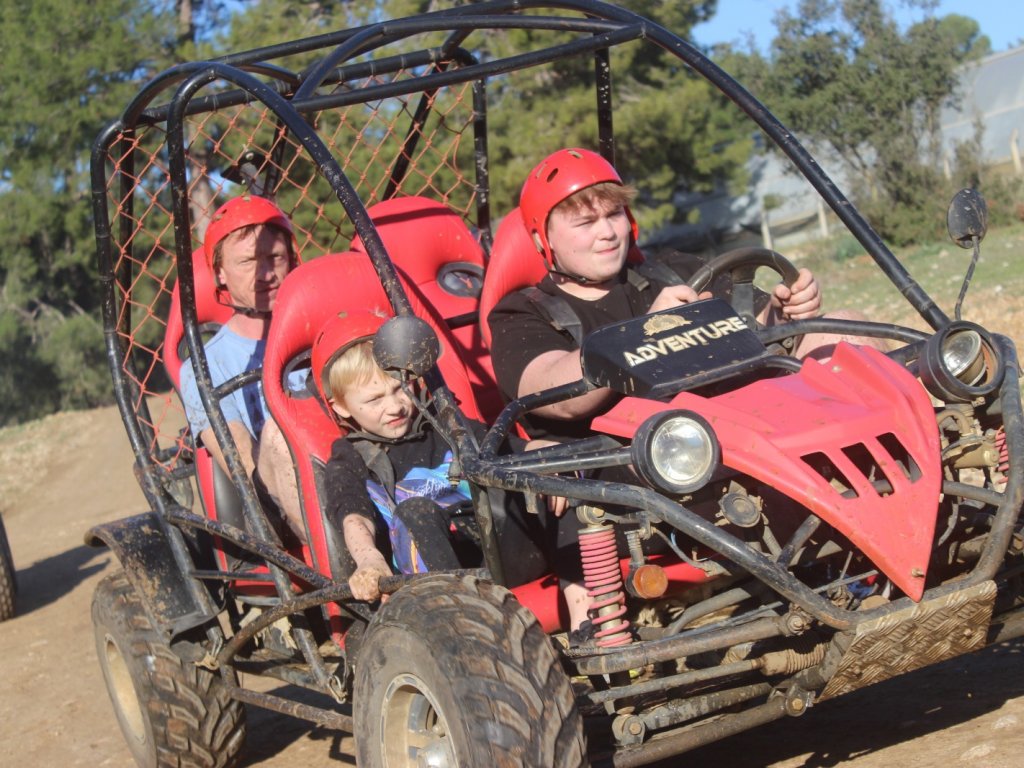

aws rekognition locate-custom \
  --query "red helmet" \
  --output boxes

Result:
[203,195,296,271]
[519,148,639,264]
[311,310,390,406]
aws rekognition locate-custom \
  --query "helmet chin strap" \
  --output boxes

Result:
[535,231,599,285]
[215,289,273,318]
[213,253,299,319]
[547,266,597,285]
[230,304,273,318]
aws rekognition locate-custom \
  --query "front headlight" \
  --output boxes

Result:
[631,411,720,495]
[919,321,1003,403]
[941,328,985,385]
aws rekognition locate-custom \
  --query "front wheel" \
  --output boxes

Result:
[354,574,587,768]
[91,571,247,768]
[0,513,16,621]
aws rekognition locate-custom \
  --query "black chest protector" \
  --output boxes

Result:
[520,261,684,347]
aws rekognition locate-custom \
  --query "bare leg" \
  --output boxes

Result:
[563,581,593,632]
[795,308,891,361]
[256,418,306,544]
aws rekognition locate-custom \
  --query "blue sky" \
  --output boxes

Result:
[692,1,1023,53]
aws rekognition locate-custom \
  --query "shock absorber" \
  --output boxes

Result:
[577,510,632,647]
[995,427,1009,475]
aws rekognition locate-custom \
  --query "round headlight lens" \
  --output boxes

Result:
[651,418,714,485]
[633,412,720,494]
[918,320,1004,403]
[942,329,984,385]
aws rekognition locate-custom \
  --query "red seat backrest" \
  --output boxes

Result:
[351,195,503,419]
[349,196,484,331]
[262,251,483,580]
[478,207,547,349]
[164,248,234,391]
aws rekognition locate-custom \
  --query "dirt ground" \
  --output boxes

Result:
[1,403,1024,768]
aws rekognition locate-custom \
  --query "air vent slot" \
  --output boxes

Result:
[802,452,856,498]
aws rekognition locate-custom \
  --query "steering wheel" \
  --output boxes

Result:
[685,246,801,333]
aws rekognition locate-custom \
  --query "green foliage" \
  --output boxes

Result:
[0,0,180,424]
[218,0,363,55]
[737,0,990,245]
[0,311,57,427]
[829,233,866,262]
[216,1,746,236]
[39,314,109,413]
[978,174,1024,229]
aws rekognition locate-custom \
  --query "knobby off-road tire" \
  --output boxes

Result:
[0,513,15,621]
[354,574,588,768]
[91,571,246,768]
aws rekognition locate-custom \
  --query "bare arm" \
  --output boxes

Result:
[517,348,617,420]
[516,282,716,417]
[523,439,569,516]
[200,421,257,482]
[516,283,712,421]
[647,283,710,313]
[343,515,392,601]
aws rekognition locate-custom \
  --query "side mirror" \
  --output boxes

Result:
[946,189,989,321]
[221,149,268,196]
[373,315,440,378]
[946,188,988,249]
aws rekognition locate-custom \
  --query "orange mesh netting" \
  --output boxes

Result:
[100,63,478,489]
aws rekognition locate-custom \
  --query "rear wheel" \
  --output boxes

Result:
[0,513,15,621]
[92,571,247,768]
[354,574,587,768]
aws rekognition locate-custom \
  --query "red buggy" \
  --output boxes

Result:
[87,2,1024,766]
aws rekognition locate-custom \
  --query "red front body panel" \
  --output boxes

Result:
[593,343,942,601]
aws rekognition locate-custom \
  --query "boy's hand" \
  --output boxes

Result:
[349,559,392,601]
[772,268,821,320]
[648,284,713,314]
[545,494,569,517]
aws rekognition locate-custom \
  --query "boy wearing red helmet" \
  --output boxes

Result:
[312,311,555,602]
[178,195,305,534]
[488,147,822,442]
[488,149,824,635]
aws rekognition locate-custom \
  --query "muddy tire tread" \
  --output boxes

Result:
[355,574,587,768]
[0,515,15,621]
[92,571,246,768]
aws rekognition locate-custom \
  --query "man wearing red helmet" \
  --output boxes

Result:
[488,147,822,443]
[178,195,305,533]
